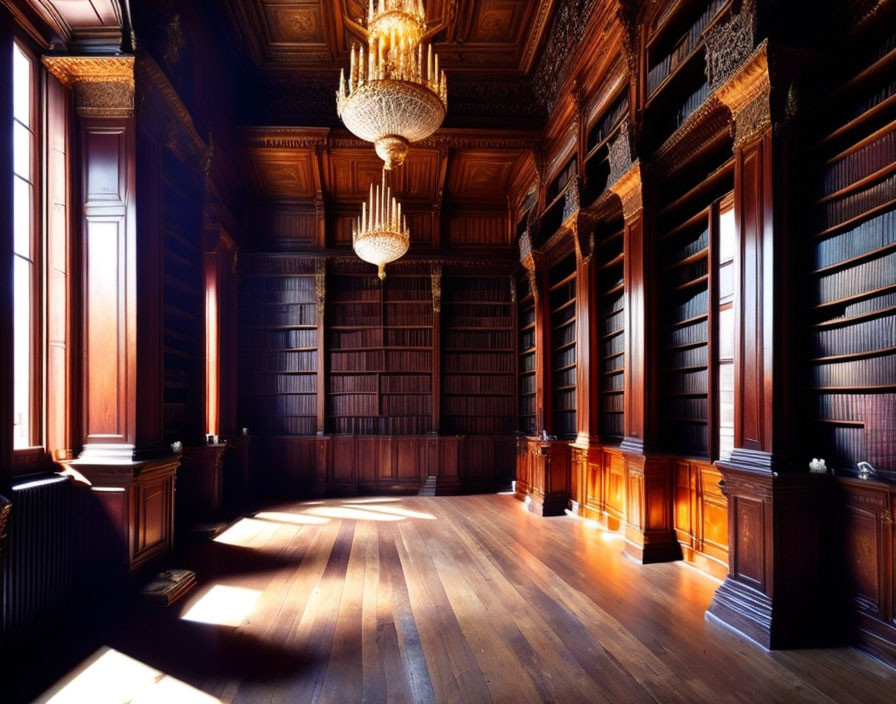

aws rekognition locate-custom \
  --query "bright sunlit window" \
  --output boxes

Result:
[717,197,736,460]
[12,42,36,449]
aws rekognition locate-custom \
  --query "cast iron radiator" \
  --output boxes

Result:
[1,473,73,638]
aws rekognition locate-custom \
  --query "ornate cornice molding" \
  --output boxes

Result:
[714,41,772,150]
[43,54,134,117]
[607,118,634,187]
[609,162,644,222]
[241,128,539,152]
[136,54,207,158]
[704,0,759,92]
[315,259,326,317]
[519,0,560,74]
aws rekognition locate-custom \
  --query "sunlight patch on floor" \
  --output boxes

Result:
[254,510,331,525]
[43,647,220,703]
[180,585,262,627]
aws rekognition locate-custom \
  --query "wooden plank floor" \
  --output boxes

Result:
[36,494,896,703]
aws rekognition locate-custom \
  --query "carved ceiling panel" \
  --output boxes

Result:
[246,149,318,199]
[446,151,525,202]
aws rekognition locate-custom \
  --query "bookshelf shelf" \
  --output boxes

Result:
[803,28,896,474]
[549,254,578,439]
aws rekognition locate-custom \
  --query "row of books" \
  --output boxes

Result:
[444,353,513,372]
[384,350,432,370]
[842,290,896,319]
[244,351,318,373]
[665,319,708,347]
[672,80,711,133]
[382,374,432,393]
[588,94,628,151]
[328,276,381,300]
[669,227,710,264]
[327,395,379,417]
[444,279,511,302]
[553,367,576,389]
[646,0,728,94]
[164,311,198,338]
[519,306,535,328]
[667,369,708,394]
[519,329,535,352]
[601,393,624,412]
[384,310,433,327]
[554,389,577,412]
[446,330,513,349]
[601,413,624,437]
[552,346,576,371]
[817,171,895,231]
[520,375,536,396]
[329,374,377,393]
[254,416,318,436]
[848,78,896,124]
[443,416,516,435]
[330,350,383,371]
[601,291,625,315]
[242,373,318,394]
[163,252,199,285]
[601,356,624,374]
[822,130,895,195]
[383,395,433,416]
[602,332,625,357]
[810,314,895,358]
[243,394,317,416]
[550,281,576,309]
[813,392,877,421]
[445,315,512,329]
[666,344,708,369]
[601,310,625,336]
[520,352,535,372]
[242,276,316,295]
[664,396,708,420]
[667,258,708,289]
[664,419,708,455]
[811,356,896,387]
[243,303,317,327]
[329,328,384,349]
[553,321,577,346]
[520,416,537,435]
[813,209,896,269]
[329,304,381,327]
[553,306,576,329]
[241,289,315,305]
[553,411,577,438]
[443,375,513,395]
[669,289,708,322]
[813,250,896,305]
[331,417,431,435]
[603,373,624,391]
[243,328,318,350]
[442,396,515,416]
[520,395,536,418]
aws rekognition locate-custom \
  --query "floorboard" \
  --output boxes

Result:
[18,494,896,703]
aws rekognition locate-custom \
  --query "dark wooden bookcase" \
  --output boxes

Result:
[161,150,204,444]
[441,275,515,435]
[517,273,537,436]
[549,254,577,439]
[239,262,319,436]
[803,27,896,476]
[656,151,734,458]
[596,222,626,441]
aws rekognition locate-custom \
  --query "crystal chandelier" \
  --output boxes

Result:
[353,170,410,280]
[337,0,447,170]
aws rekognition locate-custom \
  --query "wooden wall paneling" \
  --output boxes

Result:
[515,438,570,516]
[673,459,729,579]
[176,443,226,522]
[603,448,626,530]
[437,435,460,494]
[331,434,357,492]
[623,454,678,563]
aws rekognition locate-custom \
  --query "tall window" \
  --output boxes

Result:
[717,197,736,459]
[12,42,37,449]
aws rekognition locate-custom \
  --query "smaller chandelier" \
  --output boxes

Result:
[353,170,410,280]
[337,0,447,170]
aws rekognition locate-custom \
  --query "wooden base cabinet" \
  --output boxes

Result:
[177,444,227,523]
[68,456,179,579]
[514,438,571,517]
[838,477,896,667]
[673,460,729,580]
[569,445,626,530]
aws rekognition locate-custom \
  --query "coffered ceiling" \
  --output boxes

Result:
[217,0,559,126]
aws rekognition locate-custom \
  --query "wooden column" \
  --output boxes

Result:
[707,44,825,649]
[431,264,442,434]
[46,55,178,575]
[611,162,677,563]
[203,224,238,437]
[44,56,140,462]
[315,259,326,435]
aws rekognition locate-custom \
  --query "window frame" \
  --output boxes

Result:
[11,37,43,454]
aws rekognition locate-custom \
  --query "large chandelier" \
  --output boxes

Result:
[353,170,410,280]
[337,0,447,170]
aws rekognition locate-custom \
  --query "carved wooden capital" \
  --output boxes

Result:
[430,263,442,314]
[315,259,326,317]
[715,41,772,149]
[521,253,541,302]
[609,162,644,222]
[704,0,759,92]
[43,55,135,117]
[608,118,634,187]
